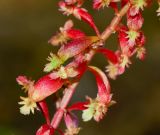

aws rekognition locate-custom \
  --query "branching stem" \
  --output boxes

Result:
[51,2,131,129]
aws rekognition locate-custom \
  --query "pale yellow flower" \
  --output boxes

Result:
[18,96,37,115]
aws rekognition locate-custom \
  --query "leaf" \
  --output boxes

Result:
[30,75,64,102]
[88,66,111,103]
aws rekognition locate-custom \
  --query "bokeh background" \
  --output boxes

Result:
[0,0,160,135]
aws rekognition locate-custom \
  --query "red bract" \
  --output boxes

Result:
[49,20,85,46]
[65,0,84,7]
[36,124,55,135]
[58,36,99,61]
[88,66,111,104]
[16,75,34,92]
[118,25,139,50]
[118,25,129,50]
[59,1,100,35]
[136,31,146,46]
[66,29,85,39]
[30,75,64,102]
[76,8,100,35]
[38,101,50,125]
[127,11,144,30]
[97,48,118,64]
[67,102,88,111]
[16,76,30,86]
[93,0,120,11]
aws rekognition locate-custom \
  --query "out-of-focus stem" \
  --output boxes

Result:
[51,2,131,129]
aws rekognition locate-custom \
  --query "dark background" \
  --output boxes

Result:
[0,0,160,135]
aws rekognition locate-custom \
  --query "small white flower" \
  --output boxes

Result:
[105,62,119,80]
[18,96,37,115]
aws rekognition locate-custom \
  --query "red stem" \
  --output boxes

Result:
[51,2,131,129]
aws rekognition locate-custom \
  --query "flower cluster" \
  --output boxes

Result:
[16,0,158,135]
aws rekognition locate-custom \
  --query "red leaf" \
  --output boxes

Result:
[97,48,118,64]
[30,75,64,102]
[36,124,54,135]
[88,66,111,104]
[38,101,50,125]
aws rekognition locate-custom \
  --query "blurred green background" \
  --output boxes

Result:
[0,0,160,135]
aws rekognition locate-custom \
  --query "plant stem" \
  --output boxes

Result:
[51,2,131,129]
